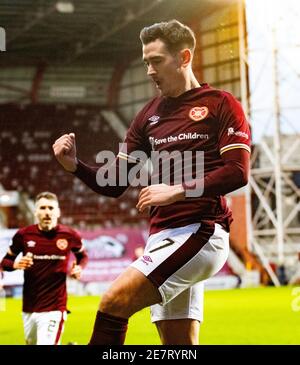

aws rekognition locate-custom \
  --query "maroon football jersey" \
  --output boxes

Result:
[74,84,250,235]
[119,84,251,234]
[9,224,83,312]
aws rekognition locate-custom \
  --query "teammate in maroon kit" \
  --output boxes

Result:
[0,192,88,345]
[53,20,250,345]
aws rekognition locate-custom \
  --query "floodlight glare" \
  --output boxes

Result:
[56,1,74,14]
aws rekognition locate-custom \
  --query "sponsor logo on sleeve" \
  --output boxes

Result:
[227,127,249,139]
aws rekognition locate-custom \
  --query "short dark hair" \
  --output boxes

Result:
[35,192,58,203]
[140,19,196,54]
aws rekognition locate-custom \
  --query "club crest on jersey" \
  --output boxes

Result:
[56,239,68,250]
[27,240,36,247]
[189,106,209,121]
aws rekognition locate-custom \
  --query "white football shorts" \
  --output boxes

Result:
[130,221,229,322]
[22,310,67,345]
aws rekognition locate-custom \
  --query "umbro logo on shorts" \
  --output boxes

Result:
[141,255,153,265]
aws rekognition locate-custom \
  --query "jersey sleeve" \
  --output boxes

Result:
[74,99,156,198]
[218,92,251,155]
[117,99,155,163]
[9,231,24,255]
[70,229,84,253]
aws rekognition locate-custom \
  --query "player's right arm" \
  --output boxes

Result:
[0,248,16,271]
[52,104,153,198]
[53,132,137,198]
[52,133,77,172]
[1,250,33,271]
[1,231,33,271]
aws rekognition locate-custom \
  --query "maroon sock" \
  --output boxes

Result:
[88,311,128,345]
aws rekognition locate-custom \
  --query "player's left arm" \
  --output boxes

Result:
[136,183,185,212]
[69,230,88,280]
[190,91,250,197]
[136,148,249,211]
[70,247,88,280]
[182,148,249,197]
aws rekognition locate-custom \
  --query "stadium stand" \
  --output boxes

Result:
[0,103,148,229]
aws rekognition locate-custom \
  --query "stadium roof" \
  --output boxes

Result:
[0,0,232,66]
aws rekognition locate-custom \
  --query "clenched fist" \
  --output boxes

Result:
[69,261,82,280]
[52,133,77,172]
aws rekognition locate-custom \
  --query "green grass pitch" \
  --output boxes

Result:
[0,286,300,345]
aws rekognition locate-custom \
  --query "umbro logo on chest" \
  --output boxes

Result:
[26,240,36,247]
[148,115,160,125]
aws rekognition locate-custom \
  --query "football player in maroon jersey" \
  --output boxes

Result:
[53,20,250,345]
[0,192,88,345]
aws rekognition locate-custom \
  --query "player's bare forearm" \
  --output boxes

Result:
[136,183,185,212]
